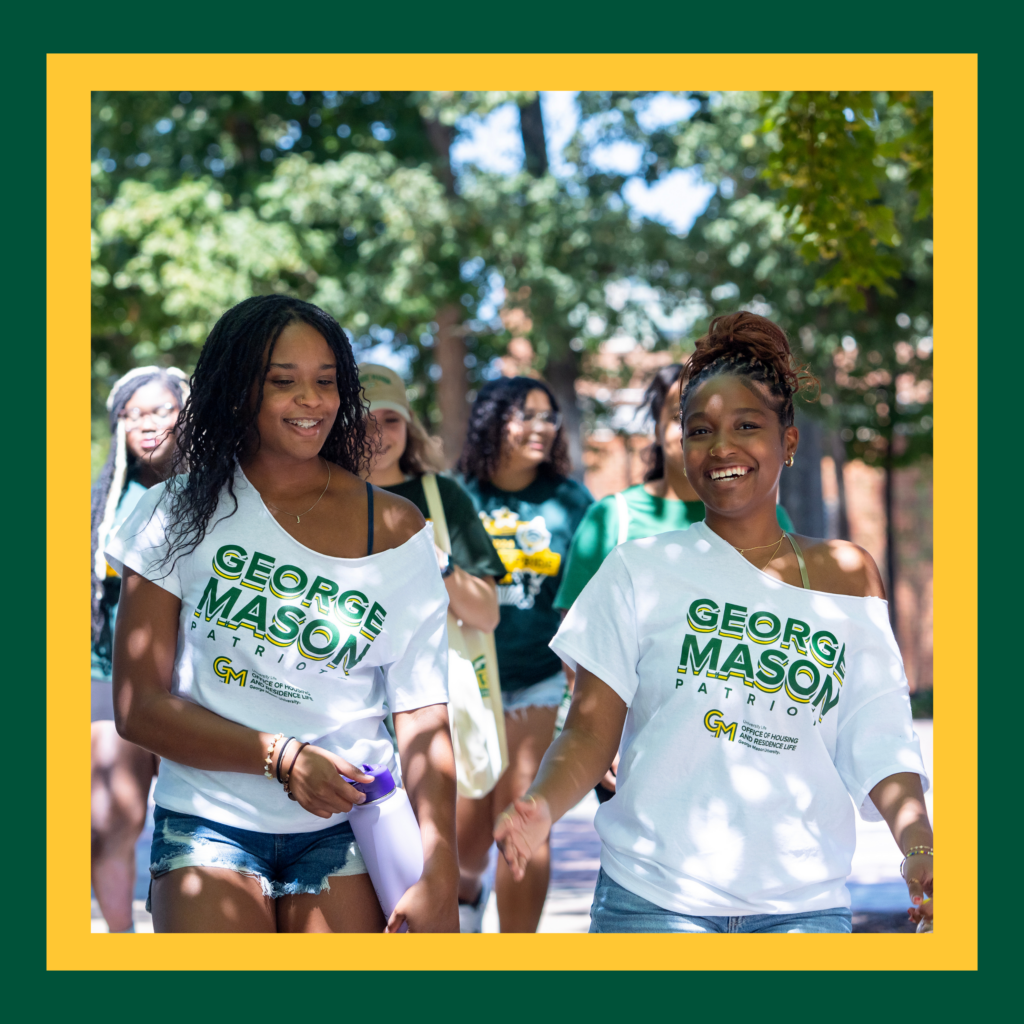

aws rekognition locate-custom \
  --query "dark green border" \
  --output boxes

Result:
[15,0,998,1010]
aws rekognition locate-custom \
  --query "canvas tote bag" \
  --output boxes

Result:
[422,474,509,798]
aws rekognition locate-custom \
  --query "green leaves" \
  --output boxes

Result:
[759,91,932,311]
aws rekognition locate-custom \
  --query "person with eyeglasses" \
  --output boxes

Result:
[455,377,593,932]
[90,365,189,932]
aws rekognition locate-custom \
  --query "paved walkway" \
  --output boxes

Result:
[93,721,933,934]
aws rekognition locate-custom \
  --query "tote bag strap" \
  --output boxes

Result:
[422,474,452,554]
[615,491,630,546]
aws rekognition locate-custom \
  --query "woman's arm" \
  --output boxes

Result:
[494,665,627,880]
[388,704,459,932]
[869,771,934,916]
[113,568,372,817]
[444,568,499,632]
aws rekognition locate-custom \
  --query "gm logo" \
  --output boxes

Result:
[213,656,248,687]
[704,708,737,741]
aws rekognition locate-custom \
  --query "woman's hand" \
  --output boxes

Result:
[494,794,552,882]
[904,852,934,927]
[600,752,620,794]
[285,744,373,818]
[385,854,460,933]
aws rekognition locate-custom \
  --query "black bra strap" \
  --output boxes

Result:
[366,482,374,556]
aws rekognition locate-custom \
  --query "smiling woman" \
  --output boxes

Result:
[103,296,459,934]
[495,312,934,935]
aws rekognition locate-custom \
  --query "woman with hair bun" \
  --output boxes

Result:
[91,365,188,932]
[105,296,457,933]
[496,312,933,934]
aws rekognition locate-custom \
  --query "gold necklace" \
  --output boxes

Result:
[756,533,787,570]
[262,459,331,524]
[734,533,786,555]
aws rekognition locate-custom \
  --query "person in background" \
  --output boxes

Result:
[496,312,932,934]
[455,377,593,932]
[555,363,795,800]
[359,364,502,634]
[91,366,189,932]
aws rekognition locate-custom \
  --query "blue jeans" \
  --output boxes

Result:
[589,868,853,933]
[147,806,366,911]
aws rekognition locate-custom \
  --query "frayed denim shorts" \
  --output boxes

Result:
[503,670,567,713]
[589,868,853,934]
[147,806,366,911]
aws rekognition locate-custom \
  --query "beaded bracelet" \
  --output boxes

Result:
[263,733,285,779]
[900,845,934,878]
[275,737,296,782]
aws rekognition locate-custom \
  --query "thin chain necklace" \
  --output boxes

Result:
[734,533,786,555]
[262,459,331,524]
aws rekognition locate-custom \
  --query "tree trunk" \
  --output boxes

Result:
[830,430,851,540]
[434,305,469,467]
[778,408,825,536]
[884,429,898,632]
[519,96,548,178]
[545,349,585,481]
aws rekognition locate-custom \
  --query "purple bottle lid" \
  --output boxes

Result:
[347,763,397,804]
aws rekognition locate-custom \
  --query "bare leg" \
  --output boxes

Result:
[91,721,156,932]
[150,867,276,932]
[277,873,387,933]
[494,705,558,933]
[456,793,497,904]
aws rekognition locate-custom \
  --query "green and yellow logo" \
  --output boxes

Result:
[213,656,248,687]
[472,654,490,697]
[703,708,737,741]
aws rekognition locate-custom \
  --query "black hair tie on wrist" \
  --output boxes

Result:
[284,741,310,789]
[275,736,295,782]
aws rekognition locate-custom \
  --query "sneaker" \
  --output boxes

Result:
[458,879,490,933]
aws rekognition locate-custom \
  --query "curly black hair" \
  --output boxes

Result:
[640,363,685,483]
[162,295,367,567]
[458,376,571,482]
[681,311,818,429]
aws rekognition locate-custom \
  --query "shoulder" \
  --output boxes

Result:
[795,537,887,599]
[373,486,427,550]
[436,474,474,506]
[552,475,594,509]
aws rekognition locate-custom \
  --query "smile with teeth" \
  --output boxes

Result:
[285,418,321,429]
[709,466,751,481]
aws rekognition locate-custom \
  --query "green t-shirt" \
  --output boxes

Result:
[460,474,593,690]
[554,484,796,610]
[382,475,505,580]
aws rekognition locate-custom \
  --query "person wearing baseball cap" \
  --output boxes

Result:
[359,363,503,635]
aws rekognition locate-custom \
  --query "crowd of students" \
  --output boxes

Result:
[90,296,933,934]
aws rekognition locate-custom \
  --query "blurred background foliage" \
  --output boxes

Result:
[92,88,932,562]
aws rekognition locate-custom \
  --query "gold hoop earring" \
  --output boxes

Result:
[785,454,795,468]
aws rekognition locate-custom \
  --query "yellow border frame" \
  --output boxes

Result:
[48,53,977,970]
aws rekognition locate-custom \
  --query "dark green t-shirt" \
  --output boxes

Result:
[554,483,796,610]
[459,474,593,690]
[382,475,505,580]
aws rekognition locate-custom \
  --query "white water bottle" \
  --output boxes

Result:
[347,764,424,926]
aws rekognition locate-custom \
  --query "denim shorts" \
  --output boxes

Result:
[147,806,366,911]
[589,868,853,934]
[503,670,567,713]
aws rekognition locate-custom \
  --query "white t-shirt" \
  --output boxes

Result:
[551,521,927,916]
[105,468,449,833]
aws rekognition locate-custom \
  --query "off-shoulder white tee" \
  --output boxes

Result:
[106,468,449,833]
[551,521,927,916]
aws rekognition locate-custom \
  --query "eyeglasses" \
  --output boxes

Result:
[510,409,562,430]
[121,403,179,425]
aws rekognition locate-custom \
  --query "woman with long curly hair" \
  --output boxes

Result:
[454,376,593,932]
[105,295,458,933]
[496,312,932,934]
[91,366,188,932]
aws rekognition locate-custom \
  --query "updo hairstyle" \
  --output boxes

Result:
[681,311,818,428]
